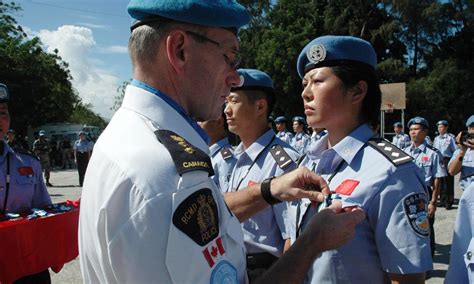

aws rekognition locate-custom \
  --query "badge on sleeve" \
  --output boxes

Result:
[210,260,238,284]
[172,188,219,246]
[202,236,226,267]
[403,193,430,237]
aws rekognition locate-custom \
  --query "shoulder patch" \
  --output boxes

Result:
[14,148,39,161]
[402,192,430,237]
[172,188,219,246]
[220,147,232,160]
[155,129,214,176]
[368,138,412,166]
[270,144,294,169]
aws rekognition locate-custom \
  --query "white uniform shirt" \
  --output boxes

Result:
[79,81,247,283]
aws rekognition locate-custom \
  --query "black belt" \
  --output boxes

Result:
[246,252,278,269]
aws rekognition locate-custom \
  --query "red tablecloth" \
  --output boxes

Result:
[0,201,79,283]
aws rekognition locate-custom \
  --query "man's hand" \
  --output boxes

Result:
[303,201,366,254]
[269,167,330,203]
[427,203,436,218]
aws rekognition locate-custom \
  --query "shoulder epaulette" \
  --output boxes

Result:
[270,144,294,169]
[426,144,441,154]
[219,147,232,160]
[296,153,307,167]
[155,129,214,176]
[367,138,412,166]
[14,148,39,161]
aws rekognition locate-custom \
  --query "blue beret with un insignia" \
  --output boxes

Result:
[436,120,448,126]
[296,35,377,79]
[408,117,429,129]
[466,115,474,127]
[393,122,403,128]
[292,116,305,124]
[127,0,250,30]
[274,116,287,123]
[232,69,274,92]
[0,83,9,102]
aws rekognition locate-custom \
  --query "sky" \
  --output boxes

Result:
[15,0,133,119]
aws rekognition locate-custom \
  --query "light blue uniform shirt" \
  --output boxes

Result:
[74,139,93,153]
[228,129,299,257]
[433,133,458,158]
[0,142,51,213]
[403,142,447,187]
[449,148,474,190]
[291,132,310,155]
[446,182,474,284]
[209,137,236,193]
[392,133,410,149]
[293,124,432,283]
[276,130,293,145]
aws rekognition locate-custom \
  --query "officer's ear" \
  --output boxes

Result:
[256,98,267,117]
[166,30,189,74]
[348,80,367,105]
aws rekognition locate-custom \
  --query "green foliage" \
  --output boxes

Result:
[70,102,107,129]
[110,80,130,112]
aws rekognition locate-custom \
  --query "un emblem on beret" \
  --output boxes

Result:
[237,75,245,87]
[307,44,326,64]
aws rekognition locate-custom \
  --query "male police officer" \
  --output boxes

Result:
[78,2,365,283]
[392,122,410,149]
[73,131,93,187]
[33,130,52,186]
[291,116,310,155]
[198,109,237,192]
[433,120,457,209]
[0,83,52,282]
[225,69,299,280]
[448,115,474,191]
[274,116,293,145]
[404,117,447,257]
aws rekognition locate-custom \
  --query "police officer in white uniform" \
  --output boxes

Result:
[392,122,410,149]
[78,2,366,284]
[291,116,311,155]
[433,120,457,209]
[0,83,52,283]
[225,69,299,280]
[198,110,237,192]
[404,116,447,258]
[292,36,432,283]
[274,116,293,145]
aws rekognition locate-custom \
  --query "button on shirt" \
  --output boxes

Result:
[291,132,310,155]
[403,142,447,187]
[433,133,457,158]
[209,137,236,193]
[446,182,474,284]
[449,148,474,190]
[392,133,410,149]
[276,130,293,145]
[293,124,432,283]
[79,83,246,283]
[0,143,51,213]
[228,129,299,257]
[73,139,92,154]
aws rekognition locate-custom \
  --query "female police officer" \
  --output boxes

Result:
[0,83,52,283]
[291,36,432,283]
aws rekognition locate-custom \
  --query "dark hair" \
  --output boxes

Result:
[330,61,381,126]
[239,89,276,117]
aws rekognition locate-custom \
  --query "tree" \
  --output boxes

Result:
[110,80,130,112]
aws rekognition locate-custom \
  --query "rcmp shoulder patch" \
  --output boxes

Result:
[172,188,219,246]
[14,148,39,161]
[368,138,412,166]
[220,147,232,160]
[270,144,294,169]
[155,129,214,176]
[402,192,430,237]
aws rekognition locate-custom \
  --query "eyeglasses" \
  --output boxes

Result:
[185,30,241,70]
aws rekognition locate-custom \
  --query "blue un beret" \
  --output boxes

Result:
[393,122,403,128]
[232,69,274,92]
[274,116,287,123]
[296,35,377,79]
[436,120,448,126]
[0,83,9,103]
[408,117,429,129]
[39,130,46,136]
[127,0,250,30]
[292,116,305,124]
[466,115,474,127]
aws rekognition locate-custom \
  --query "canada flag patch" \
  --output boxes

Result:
[334,179,359,195]
[203,237,226,267]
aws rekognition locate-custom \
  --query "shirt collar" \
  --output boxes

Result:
[235,128,274,162]
[130,80,209,144]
